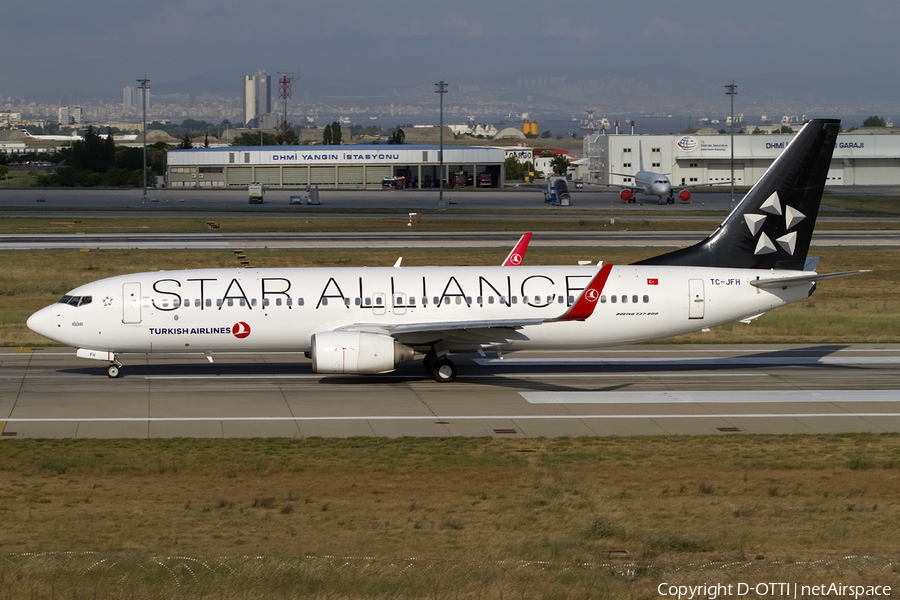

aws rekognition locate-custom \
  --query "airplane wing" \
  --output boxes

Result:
[336,264,614,344]
[501,233,532,266]
[749,270,871,289]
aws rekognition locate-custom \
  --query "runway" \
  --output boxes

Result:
[2,344,899,438]
[2,230,898,250]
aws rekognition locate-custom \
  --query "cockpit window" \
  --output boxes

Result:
[58,295,92,307]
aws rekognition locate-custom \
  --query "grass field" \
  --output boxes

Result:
[1,435,899,598]
[2,246,897,347]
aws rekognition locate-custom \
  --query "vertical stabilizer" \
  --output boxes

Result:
[635,119,840,270]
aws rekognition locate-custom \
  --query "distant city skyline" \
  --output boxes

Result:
[2,0,900,110]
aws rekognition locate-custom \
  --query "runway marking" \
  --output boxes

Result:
[475,357,900,366]
[4,412,900,423]
[521,390,900,404]
[142,372,771,381]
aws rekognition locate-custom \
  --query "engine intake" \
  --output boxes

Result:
[310,331,415,374]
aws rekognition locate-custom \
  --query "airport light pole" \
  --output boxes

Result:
[137,78,150,204]
[725,82,737,206]
[435,79,447,210]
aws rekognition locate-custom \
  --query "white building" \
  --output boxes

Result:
[57,106,82,126]
[166,145,505,190]
[243,70,271,128]
[581,130,900,187]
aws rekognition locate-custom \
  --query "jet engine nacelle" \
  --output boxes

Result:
[310,331,416,374]
[620,189,633,202]
[680,190,691,202]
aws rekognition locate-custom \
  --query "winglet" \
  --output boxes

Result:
[548,263,614,322]
[502,233,532,266]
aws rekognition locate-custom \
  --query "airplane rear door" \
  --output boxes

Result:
[122,282,142,324]
[688,279,705,319]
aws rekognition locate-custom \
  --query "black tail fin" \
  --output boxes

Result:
[635,118,840,270]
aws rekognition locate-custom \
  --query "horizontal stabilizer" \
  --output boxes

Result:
[750,270,870,289]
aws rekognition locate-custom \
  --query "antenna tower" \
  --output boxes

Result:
[277,72,297,144]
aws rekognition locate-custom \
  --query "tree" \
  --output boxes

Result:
[550,154,570,176]
[863,115,886,127]
[540,130,552,139]
[322,124,333,146]
[179,133,194,150]
[203,134,209,148]
[776,125,794,134]
[331,121,342,145]
[230,131,277,146]
[540,150,555,158]
[387,129,405,145]
[504,156,525,180]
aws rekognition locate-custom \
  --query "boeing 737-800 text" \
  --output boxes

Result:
[27,119,864,381]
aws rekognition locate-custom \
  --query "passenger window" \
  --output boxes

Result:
[275,298,282,306]
[355,298,361,306]
[632,295,638,304]
[263,298,270,307]
[477,296,483,304]
[621,295,628,304]
[409,297,416,306]
[227,299,234,307]
[322,298,328,306]
[600,295,607,303]
[296,298,303,306]
[557,296,564,303]
[251,298,257,307]
[206,299,212,307]
[162,300,169,308]
[364,297,371,306]
[643,295,649,303]
[444,297,451,305]
[173,299,181,308]
[488,297,494,304]
[239,299,245,307]
[511,296,518,304]
[455,297,462,305]
[194,299,201,307]
[375,297,383,306]
[568,296,574,304]
[500,296,507,305]
[611,296,617,303]
[216,299,222,307]
[344,298,350,306]
[433,297,439,305]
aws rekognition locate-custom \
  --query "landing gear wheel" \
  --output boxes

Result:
[107,364,121,378]
[432,357,457,383]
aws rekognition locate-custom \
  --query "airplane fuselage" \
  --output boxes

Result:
[28,264,811,357]
[634,170,672,198]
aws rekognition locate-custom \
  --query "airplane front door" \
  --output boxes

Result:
[122,282,141,323]
[688,279,705,319]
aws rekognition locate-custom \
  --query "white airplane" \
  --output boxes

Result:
[611,142,727,204]
[20,129,84,142]
[28,119,866,382]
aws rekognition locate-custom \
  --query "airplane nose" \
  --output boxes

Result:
[26,306,58,340]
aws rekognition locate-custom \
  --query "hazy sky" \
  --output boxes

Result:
[2,0,898,101]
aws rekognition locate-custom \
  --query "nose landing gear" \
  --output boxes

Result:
[107,359,123,378]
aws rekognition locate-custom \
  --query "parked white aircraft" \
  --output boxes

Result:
[20,129,83,142]
[28,120,865,382]
[610,142,728,204]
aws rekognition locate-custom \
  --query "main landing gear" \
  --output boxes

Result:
[107,359,123,378]
[423,350,457,383]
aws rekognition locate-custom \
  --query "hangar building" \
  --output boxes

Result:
[166,145,506,189]
[580,130,900,187]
